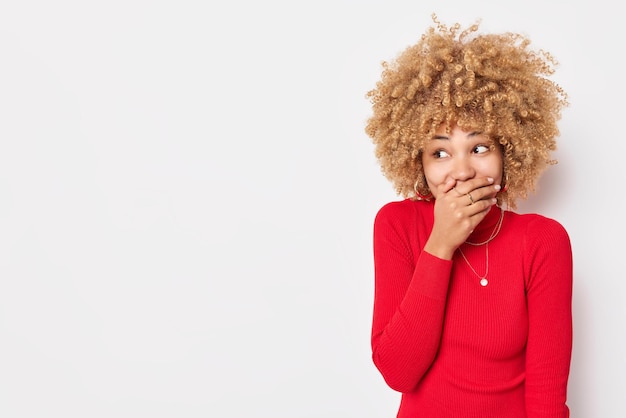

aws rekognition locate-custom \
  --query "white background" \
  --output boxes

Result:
[0,1,622,417]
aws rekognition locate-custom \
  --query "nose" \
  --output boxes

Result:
[451,156,475,182]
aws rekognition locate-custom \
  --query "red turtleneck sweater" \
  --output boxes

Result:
[371,199,572,418]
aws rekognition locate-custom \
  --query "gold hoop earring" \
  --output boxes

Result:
[501,171,509,193]
[413,176,432,201]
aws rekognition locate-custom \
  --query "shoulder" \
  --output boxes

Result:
[508,211,571,249]
[373,199,434,249]
[509,213,573,292]
[373,199,435,244]
[375,198,433,224]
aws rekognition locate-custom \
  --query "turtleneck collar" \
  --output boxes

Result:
[465,205,504,244]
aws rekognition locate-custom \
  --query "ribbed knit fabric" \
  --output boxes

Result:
[371,199,573,418]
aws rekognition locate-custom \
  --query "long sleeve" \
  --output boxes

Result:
[370,201,453,392]
[524,217,573,418]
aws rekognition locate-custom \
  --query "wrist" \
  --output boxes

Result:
[423,240,456,260]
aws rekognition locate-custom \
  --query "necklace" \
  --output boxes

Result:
[458,208,505,287]
[458,243,490,286]
[465,206,504,246]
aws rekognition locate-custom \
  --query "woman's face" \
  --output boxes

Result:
[422,124,503,198]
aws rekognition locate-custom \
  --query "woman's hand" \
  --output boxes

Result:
[423,178,500,260]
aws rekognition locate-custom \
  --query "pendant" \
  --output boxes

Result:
[480,278,488,287]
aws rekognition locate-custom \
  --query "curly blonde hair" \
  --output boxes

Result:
[365,15,568,208]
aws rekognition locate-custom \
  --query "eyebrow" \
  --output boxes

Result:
[432,131,482,140]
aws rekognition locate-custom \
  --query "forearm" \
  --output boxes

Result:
[371,251,452,392]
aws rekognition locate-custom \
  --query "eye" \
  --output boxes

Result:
[433,149,450,159]
[473,144,490,154]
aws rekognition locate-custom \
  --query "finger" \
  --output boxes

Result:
[468,198,497,214]
[470,183,501,202]
[441,179,456,194]
[460,177,495,195]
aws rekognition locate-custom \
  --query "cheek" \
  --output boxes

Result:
[480,156,504,178]
[422,164,448,191]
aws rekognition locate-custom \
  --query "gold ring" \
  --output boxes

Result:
[467,192,475,205]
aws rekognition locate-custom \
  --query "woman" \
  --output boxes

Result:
[364,15,573,418]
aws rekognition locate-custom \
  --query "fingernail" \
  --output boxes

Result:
[494,184,501,191]
[487,177,494,183]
